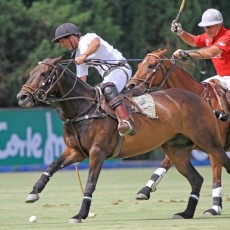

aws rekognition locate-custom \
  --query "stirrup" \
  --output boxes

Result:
[118,120,136,136]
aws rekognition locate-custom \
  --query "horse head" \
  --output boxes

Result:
[17,57,97,121]
[127,48,205,93]
[17,57,62,107]
[127,49,168,90]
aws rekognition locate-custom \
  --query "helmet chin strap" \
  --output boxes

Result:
[207,24,221,41]
[214,24,221,37]
[68,36,76,50]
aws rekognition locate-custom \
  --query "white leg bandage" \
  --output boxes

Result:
[212,187,222,197]
[212,187,222,214]
[145,168,167,191]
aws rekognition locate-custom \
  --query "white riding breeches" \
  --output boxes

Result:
[202,75,230,90]
[103,67,132,93]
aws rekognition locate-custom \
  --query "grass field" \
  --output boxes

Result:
[1,166,230,230]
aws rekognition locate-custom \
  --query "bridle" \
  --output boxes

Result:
[22,61,61,103]
[130,54,177,92]
[21,60,106,127]
[146,56,177,92]
[22,61,96,104]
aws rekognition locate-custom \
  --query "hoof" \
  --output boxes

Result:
[172,214,185,219]
[203,208,221,216]
[172,212,193,219]
[136,186,151,200]
[68,218,82,224]
[136,193,149,200]
[25,194,39,203]
[69,214,82,224]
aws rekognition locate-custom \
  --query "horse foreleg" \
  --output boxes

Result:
[136,154,171,200]
[203,155,222,216]
[69,148,105,224]
[26,147,85,203]
[165,146,203,219]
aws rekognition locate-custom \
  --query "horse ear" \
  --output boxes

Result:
[157,49,167,56]
[53,56,62,64]
[152,49,161,54]
[162,49,168,55]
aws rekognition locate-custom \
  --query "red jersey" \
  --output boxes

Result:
[194,26,230,76]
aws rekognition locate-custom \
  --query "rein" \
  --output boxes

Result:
[60,58,132,72]
[146,56,176,92]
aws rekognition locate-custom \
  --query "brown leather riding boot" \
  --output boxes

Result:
[114,102,136,136]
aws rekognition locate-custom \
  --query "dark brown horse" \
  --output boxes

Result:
[127,49,230,216]
[17,57,230,223]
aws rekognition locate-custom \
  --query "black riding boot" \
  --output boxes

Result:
[101,82,135,136]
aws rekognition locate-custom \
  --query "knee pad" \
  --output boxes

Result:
[101,82,124,108]
[101,82,119,102]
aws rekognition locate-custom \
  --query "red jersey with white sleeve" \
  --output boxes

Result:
[194,26,230,76]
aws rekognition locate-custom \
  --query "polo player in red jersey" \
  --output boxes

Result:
[172,8,230,103]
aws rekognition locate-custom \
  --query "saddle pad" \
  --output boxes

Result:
[132,94,158,119]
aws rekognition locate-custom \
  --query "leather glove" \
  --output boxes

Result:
[171,20,183,35]
[179,51,190,60]
[172,49,190,60]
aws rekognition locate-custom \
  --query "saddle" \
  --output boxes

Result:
[99,86,156,121]
[207,79,230,114]
[206,79,230,150]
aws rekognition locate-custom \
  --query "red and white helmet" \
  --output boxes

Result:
[198,9,223,27]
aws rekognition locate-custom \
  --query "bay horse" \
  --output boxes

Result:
[16,57,230,223]
[127,49,230,216]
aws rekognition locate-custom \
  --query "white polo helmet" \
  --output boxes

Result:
[198,9,223,27]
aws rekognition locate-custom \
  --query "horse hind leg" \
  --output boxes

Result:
[187,115,230,174]
[164,145,203,219]
[136,155,171,200]
[203,155,222,216]
[197,139,230,174]
[26,147,84,203]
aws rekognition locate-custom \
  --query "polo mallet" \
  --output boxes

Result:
[75,163,96,217]
[175,0,186,22]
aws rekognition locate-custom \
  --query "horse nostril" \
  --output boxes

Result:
[18,94,28,101]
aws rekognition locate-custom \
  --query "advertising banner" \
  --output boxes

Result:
[0,108,65,168]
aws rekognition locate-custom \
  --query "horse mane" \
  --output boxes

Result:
[56,62,95,92]
[148,49,202,84]
[162,54,202,84]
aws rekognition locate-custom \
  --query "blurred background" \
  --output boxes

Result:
[0,0,229,170]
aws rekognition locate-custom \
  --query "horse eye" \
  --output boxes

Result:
[148,64,155,69]
[41,72,47,77]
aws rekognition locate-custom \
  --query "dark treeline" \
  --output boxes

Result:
[1,0,229,107]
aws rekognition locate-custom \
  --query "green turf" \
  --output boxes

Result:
[0,166,230,230]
